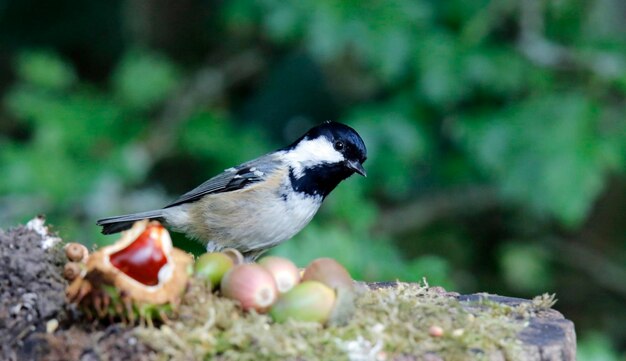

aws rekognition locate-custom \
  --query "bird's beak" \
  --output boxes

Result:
[346,160,367,177]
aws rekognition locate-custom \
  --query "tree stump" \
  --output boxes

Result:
[1,220,576,361]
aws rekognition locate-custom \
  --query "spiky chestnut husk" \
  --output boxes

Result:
[220,264,278,313]
[194,252,234,289]
[270,281,336,324]
[258,256,300,293]
[65,220,193,325]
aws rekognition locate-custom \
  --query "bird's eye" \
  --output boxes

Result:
[334,141,344,151]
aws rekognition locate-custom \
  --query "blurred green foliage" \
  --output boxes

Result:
[112,50,182,110]
[578,332,624,361]
[1,0,625,357]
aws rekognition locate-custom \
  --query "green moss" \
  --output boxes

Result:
[137,281,548,360]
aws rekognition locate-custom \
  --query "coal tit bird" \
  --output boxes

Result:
[97,121,367,260]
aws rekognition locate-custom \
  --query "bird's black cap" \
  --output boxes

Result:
[287,121,367,167]
[285,121,368,197]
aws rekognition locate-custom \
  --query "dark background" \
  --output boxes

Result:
[0,0,624,359]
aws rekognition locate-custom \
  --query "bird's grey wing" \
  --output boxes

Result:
[164,154,282,208]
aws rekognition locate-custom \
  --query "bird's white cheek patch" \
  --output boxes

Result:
[284,137,344,178]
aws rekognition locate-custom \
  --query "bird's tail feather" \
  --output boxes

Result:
[96,210,165,235]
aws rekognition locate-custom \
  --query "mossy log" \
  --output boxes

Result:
[1,221,575,361]
[458,294,576,361]
[367,283,575,361]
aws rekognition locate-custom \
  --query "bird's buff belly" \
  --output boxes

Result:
[163,188,322,253]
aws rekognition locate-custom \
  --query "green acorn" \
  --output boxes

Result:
[301,257,356,326]
[270,281,336,324]
[194,252,234,289]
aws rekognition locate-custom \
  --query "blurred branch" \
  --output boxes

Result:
[517,0,575,68]
[144,49,266,161]
[375,186,500,236]
[548,237,626,298]
[517,0,626,79]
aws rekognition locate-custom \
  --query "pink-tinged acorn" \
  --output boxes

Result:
[301,258,353,291]
[220,264,278,313]
[258,256,300,293]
